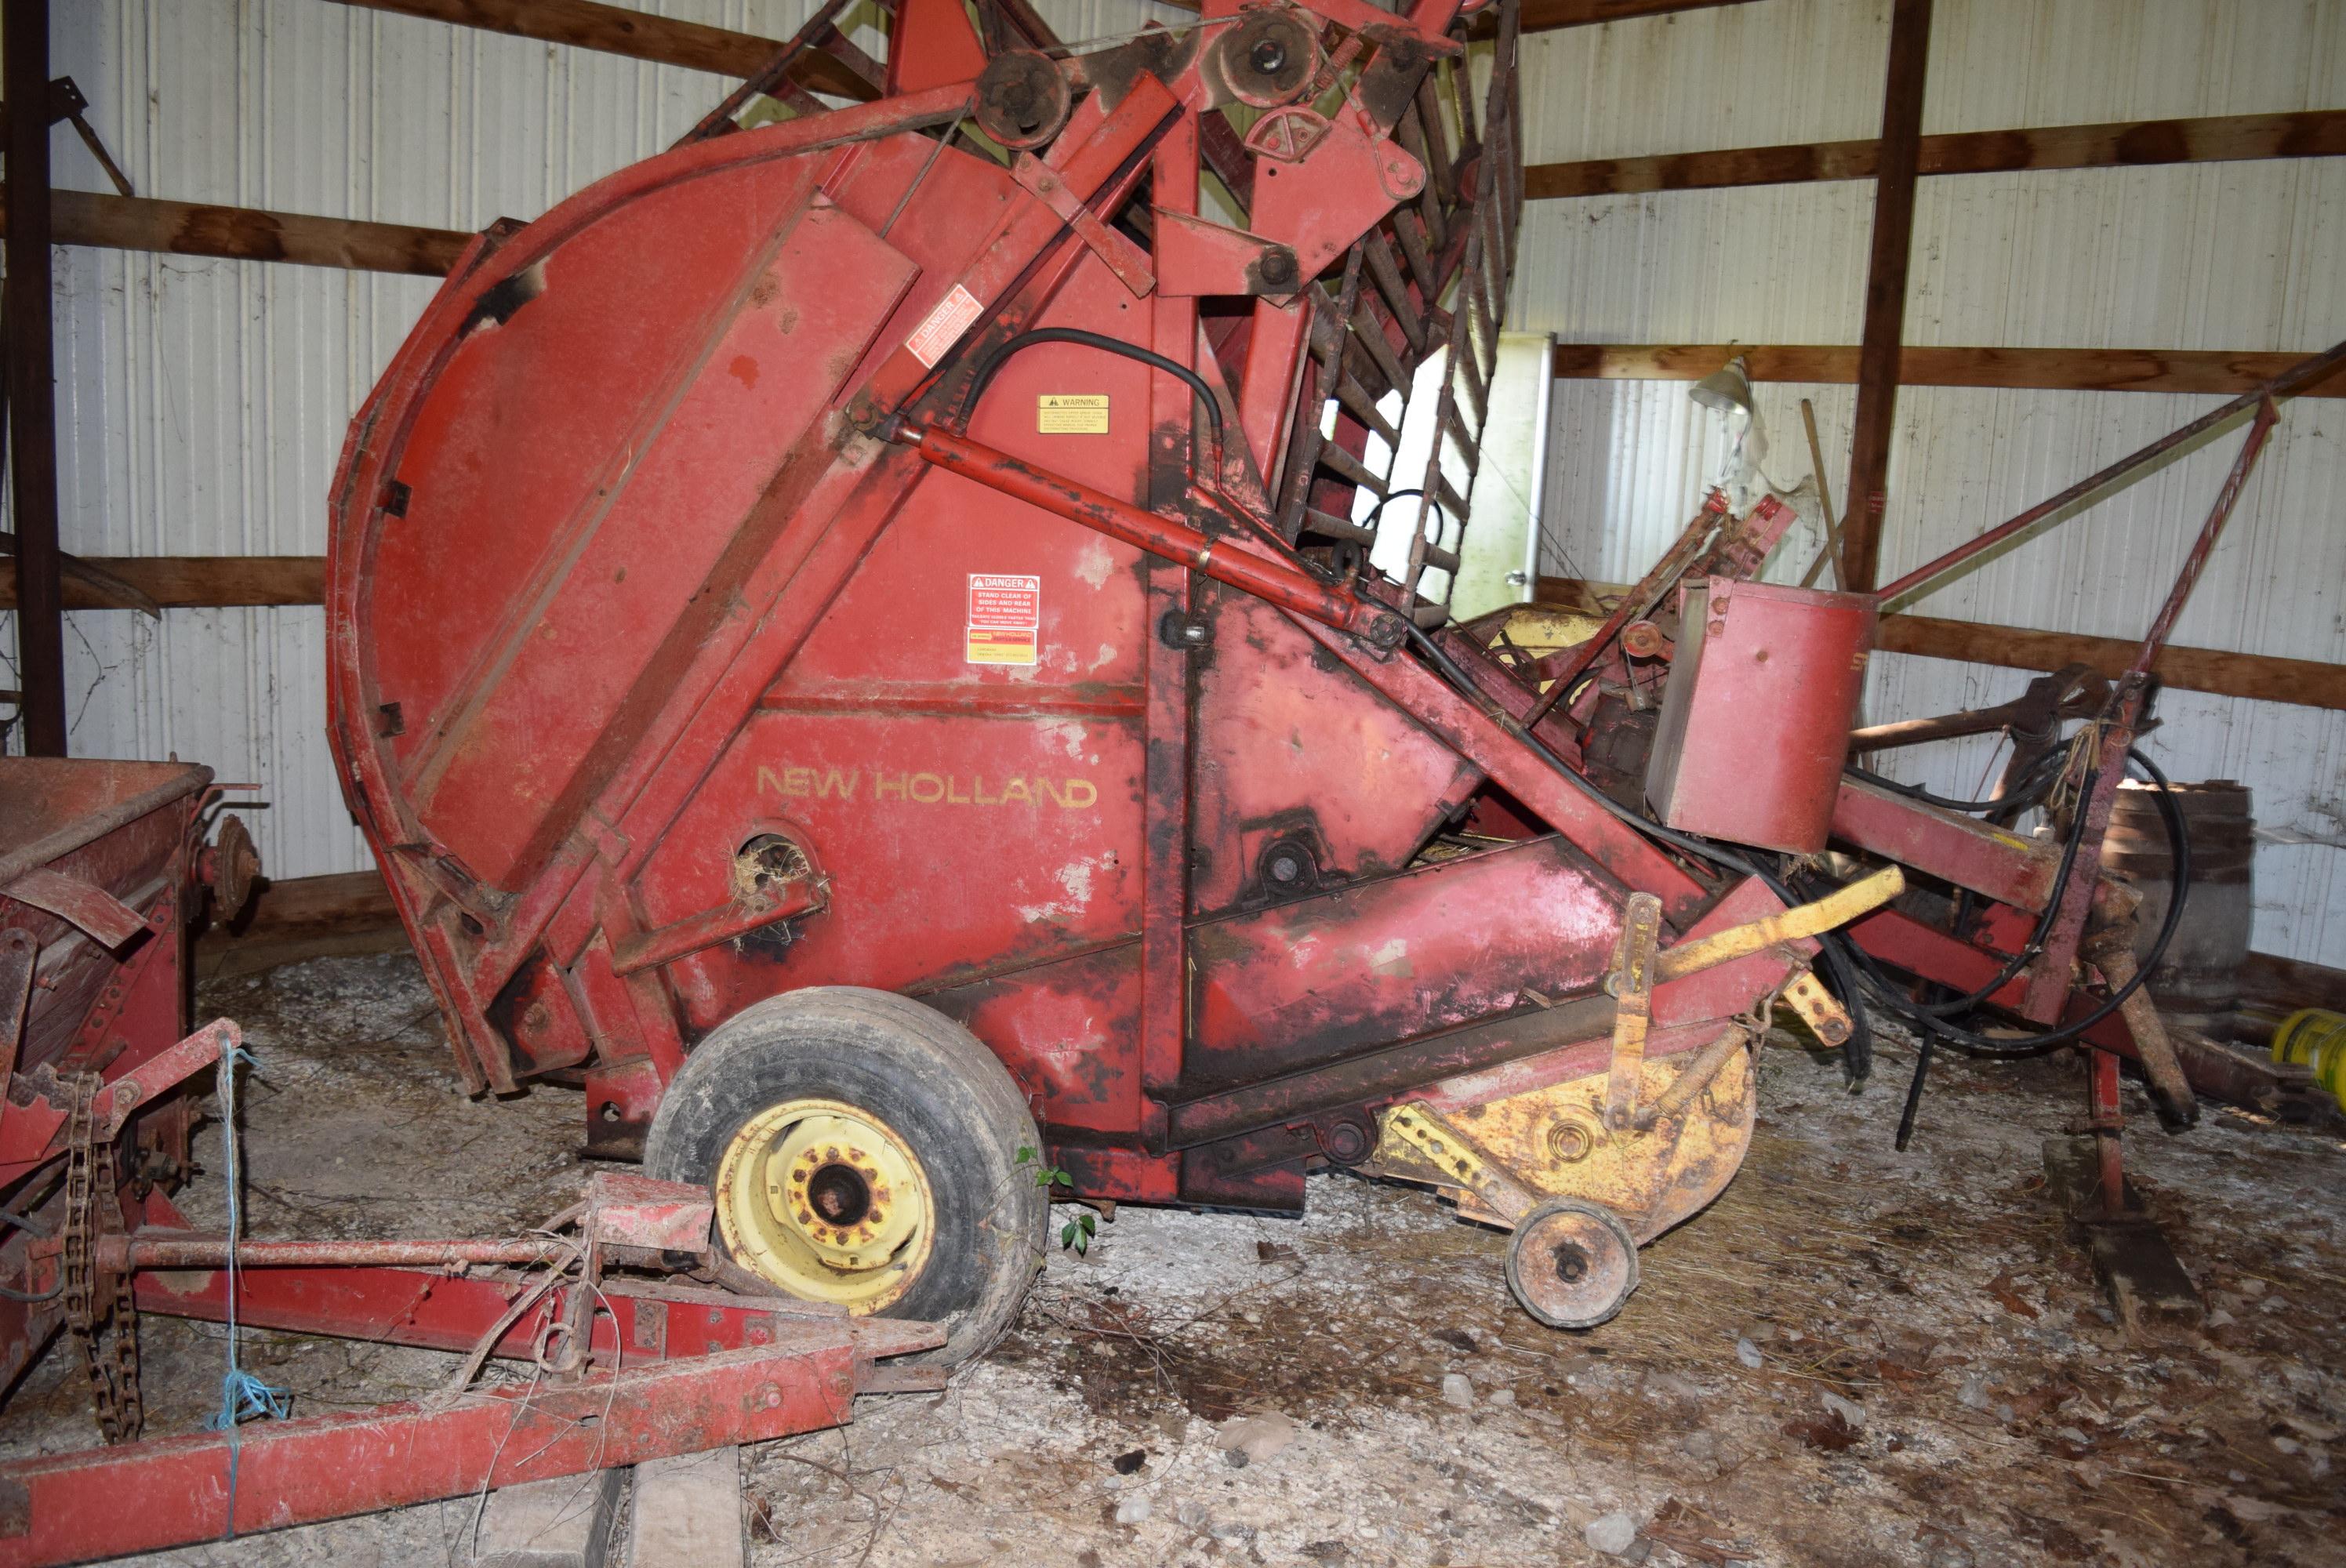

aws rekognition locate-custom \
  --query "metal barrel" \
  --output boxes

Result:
[2101,779,2255,1037]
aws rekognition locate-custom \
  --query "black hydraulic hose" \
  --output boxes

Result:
[1894,1031,1937,1151]
[1401,624,2186,1098]
[1364,487,1448,532]
[948,326,1327,575]
[1894,760,2101,1020]
[1846,746,2068,815]
[953,328,1226,469]
[1835,744,2189,1058]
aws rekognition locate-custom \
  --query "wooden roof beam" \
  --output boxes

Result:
[1526,107,2346,199]
[1149,0,1760,37]
[1534,577,2346,712]
[1549,343,2346,398]
[325,0,880,103]
[0,188,474,274]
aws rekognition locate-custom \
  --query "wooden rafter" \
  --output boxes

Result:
[1535,577,2346,713]
[1549,344,2346,398]
[1526,107,2346,199]
[0,189,474,275]
[0,556,325,611]
[325,0,879,102]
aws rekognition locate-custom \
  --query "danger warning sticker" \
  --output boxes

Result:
[966,573,1041,666]
[906,284,984,368]
[1038,394,1110,434]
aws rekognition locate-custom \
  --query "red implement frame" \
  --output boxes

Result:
[324,0,1793,1227]
[0,1158,939,1567]
[310,0,2300,1362]
[0,761,249,1403]
[0,1334,921,1567]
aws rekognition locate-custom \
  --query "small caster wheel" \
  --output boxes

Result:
[1505,1197,1640,1329]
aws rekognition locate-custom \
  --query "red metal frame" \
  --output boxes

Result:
[1,760,233,1399]
[0,1334,908,1567]
[9,12,2309,1557]
[314,0,2289,1288]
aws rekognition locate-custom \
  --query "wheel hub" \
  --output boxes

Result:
[716,1098,935,1312]
[1506,1197,1640,1330]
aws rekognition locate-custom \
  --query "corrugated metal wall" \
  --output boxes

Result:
[1523,0,2346,964]
[1,0,1176,880]
[5,0,2341,962]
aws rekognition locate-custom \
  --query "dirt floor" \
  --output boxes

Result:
[3,950,2343,1566]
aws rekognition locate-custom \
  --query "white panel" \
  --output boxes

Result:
[5,0,1190,880]
[1520,0,2346,964]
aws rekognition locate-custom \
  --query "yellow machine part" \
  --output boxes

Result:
[1367,1045,1756,1246]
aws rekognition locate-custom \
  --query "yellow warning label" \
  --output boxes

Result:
[965,630,1039,664]
[1037,394,1110,434]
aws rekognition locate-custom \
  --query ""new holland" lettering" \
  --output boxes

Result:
[758,765,1097,809]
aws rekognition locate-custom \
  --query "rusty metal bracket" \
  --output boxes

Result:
[1381,1102,1538,1225]
[608,873,826,978]
[1654,866,1906,985]
[1779,967,1852,1050]
[0,869,145,949]
[0,931,32,1102]
[1152,208,1301,299]
[1010,152,1155,299]
[90,1020,230,1140]
[1603,895,1662,1128]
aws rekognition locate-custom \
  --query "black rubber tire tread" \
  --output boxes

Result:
[644,986,1046,1365]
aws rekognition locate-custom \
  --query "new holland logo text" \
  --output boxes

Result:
[758,764,1097,809]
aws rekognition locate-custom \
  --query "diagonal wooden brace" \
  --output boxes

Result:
[1604,894,1664,1129]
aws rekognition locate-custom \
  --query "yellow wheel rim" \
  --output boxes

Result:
[714,1097,935,1313]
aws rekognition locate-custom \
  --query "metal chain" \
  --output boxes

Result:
[64,1072,140,1444]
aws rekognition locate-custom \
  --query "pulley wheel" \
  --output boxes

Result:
[1212,10,1320,108]
[205,813,260,921]
[974,49,1072,151]
[1505,1196,1640,1330]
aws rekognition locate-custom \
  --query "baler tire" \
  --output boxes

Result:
[643,987,1046,1366]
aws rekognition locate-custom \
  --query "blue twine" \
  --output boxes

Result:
[205,1042,289,1537]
